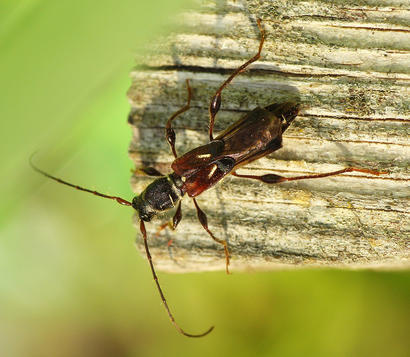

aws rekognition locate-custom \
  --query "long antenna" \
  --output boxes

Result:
[30,154,132,206]
[140,220,214,337]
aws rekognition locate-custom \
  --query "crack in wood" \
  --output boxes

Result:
[134,64,410,81]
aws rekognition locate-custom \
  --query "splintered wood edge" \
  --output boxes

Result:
[127,0,410,272]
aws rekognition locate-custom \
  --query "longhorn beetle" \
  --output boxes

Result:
[31,19,386,337]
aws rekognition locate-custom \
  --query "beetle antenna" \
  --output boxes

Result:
[139,220,214,337]
[30,153,132,206]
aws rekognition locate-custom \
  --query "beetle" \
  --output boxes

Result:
[31,19,385,337]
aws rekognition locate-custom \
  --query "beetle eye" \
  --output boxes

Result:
[131,196,140,211]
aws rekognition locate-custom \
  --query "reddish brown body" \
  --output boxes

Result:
[173,103,298,197]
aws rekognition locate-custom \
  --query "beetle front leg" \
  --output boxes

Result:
[155,202,183,248]
[208,19,265,141]
[165,79,192,158]
[232,167,387,184]
[193,198,230,274]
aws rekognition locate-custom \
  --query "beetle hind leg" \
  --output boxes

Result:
[208,19,265,141]
[232,167,387,184]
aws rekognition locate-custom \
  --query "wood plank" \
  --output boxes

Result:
[128,0,409,272]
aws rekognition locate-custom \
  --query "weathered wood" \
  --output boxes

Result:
[128,0,410,272]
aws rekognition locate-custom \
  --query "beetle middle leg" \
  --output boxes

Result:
[165,79,192,158]
[208,18,265,141]
[232,167,387,184]
[193,198,230,274]
[133,166,164,177]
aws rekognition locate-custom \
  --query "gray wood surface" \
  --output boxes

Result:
[128,0,409,272]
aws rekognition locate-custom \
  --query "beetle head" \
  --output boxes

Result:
[132,195,156,222]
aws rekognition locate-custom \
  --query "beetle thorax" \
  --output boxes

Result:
[132,173,184,222]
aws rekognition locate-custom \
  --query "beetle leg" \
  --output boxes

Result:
[133,166,164,177]
[155,224,175,248]
[172,201,183,229]
[155,221,172,238]
[208,18,265,141]
[155,202,183,248]
[192,198,230,274]
[165,79,192,158]
[232,167,387,184]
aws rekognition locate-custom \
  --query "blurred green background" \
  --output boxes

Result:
[0,1,408,356]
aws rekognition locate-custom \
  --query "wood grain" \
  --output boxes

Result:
[128,0,409,272]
